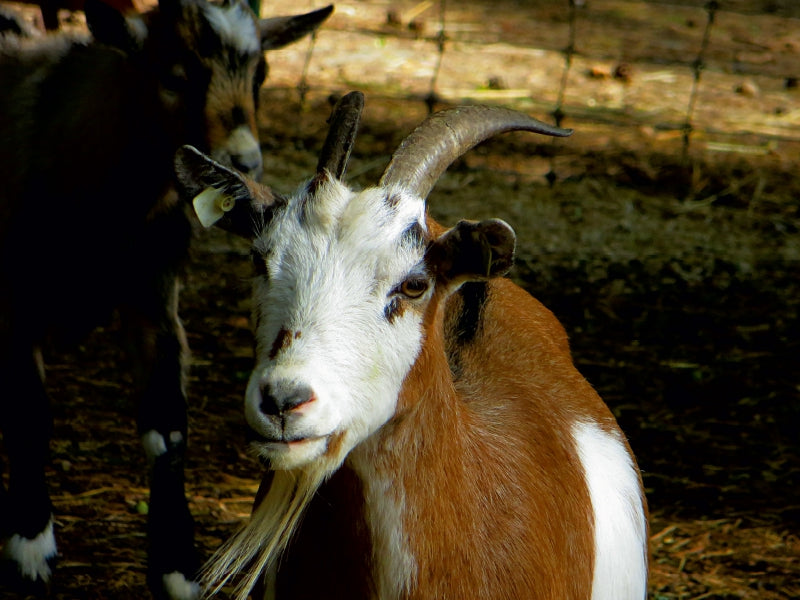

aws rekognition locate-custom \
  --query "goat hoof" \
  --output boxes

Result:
[152,570,201,600]
[0,522,58,596]
[0,552,56,597]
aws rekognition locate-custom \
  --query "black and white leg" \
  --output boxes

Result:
[125,277,200,600]
[0,345,58,594]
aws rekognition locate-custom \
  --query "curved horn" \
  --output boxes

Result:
[378,105,572,200]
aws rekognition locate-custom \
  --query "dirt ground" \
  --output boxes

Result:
[1,1,799,599]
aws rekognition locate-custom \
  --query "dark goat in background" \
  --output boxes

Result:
[8,0,146,31]
[0,0,332,597]
[0,5,40,36]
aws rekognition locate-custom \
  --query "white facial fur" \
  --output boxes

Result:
[215,125,263,179]
[245,178,430,472]
[203,0,260,55]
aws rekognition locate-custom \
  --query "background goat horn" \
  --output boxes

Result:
[313,91,365,186]
[378,105,572,201]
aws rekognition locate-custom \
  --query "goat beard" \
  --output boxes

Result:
[200,465,329,600]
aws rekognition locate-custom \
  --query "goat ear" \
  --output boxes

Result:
[426,219,516,285]
[85,0,144,55]
[259,4,333,51]
[173,145,277,238]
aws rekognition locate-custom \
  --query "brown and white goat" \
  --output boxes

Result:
[0,0,331,598]
[174,92,649,600]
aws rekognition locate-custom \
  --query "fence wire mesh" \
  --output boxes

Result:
[263,0,799,184]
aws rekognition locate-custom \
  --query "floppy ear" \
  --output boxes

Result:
[84,0,145,55]
[426,219,516,286]
[173,145,278,238]
[259,4,333,51]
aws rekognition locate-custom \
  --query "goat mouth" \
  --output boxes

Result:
[247,431,330,469]
[247,428,327,451]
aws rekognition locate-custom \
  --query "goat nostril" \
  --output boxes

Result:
[259,395,279,417]
[259,381,280,416]
[259,381,315,416]
[287,385,316,412]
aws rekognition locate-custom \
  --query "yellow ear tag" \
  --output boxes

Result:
[192,187,235,228]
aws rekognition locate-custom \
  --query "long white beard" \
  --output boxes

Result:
[201,466,327,600]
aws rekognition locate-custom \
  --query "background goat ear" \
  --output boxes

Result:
[259,5,333,51]
[426,219,517,284]
[84,0,144,55]
[173,145,276,238]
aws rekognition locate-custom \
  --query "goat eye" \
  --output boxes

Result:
[399,276,429,299]
[161,65,188,93]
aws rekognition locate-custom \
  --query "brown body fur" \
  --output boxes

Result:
[267,246,635,599]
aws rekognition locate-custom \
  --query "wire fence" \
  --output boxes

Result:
[262,0,799,176]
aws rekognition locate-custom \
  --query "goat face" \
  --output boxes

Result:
[245,181,434,471]
[243,184,516,472]
[87,0,332,180]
